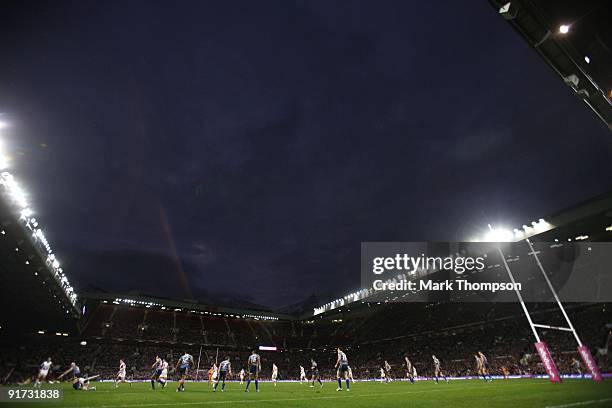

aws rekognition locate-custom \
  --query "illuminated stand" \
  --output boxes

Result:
[492,225,602,383]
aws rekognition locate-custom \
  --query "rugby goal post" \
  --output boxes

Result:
[491,226,602,382]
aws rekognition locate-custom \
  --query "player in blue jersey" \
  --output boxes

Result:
[150,356,164,390]
[175,352,194,392]
[245,350,261,392]
[335,348,350,391]
[214,357,232,392]
[72,374,98,391]
[58,362,80,382]
[310,358,323,388]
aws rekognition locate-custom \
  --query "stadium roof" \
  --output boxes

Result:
[0,186,81,335]
[489,0,612,130]
[81,292,295,321]
[526,189,612,242]
[311,189,612,317]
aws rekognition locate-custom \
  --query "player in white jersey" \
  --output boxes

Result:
[212,363,218,383]
[34,358,52,388]
[239,368,245,384]
[245,350,261,392]
[214,357,232,392]
[572,357,583,378]
[115,359,131,388]
[477,351,492,382]
[379,367,386,383]
[384,360,392,383]
[271,363,278,386]
[475,354,483,378]
[175,352,194,392]
[347,366,354,382]
[432,355,448,383]
[335,348,350,391]
[158,359,169,388]
[299,365,307,383]
[405,356,416,384]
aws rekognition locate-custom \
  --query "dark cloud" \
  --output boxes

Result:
[1,1,611,308]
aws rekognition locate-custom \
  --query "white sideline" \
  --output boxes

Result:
[545,399,612,408]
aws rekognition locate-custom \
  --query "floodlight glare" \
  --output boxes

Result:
[483,225,514,242]
[559,24,570,34]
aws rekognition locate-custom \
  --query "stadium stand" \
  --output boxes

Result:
[1,301,609,384]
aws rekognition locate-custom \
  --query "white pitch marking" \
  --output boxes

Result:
[544,399,612,408]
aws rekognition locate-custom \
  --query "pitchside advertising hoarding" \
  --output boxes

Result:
[361,241,611,383]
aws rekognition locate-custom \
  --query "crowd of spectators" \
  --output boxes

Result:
[1,302,609,384]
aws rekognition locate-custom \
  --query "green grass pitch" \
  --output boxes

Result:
[8,379,612,408]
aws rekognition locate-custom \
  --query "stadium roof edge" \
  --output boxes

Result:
[1,172,80,318]
[488,0,612,131]
[82,292,297,321]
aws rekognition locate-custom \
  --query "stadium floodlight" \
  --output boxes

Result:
[482,225,514,242]
[559,24,570,34]
[584,56,590,64]
[498,2,518,20]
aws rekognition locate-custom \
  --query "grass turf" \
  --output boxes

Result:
[7,379,612,408]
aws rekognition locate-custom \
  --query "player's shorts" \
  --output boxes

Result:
[179,365,188,376]
[160,369,168,379]
[73,380,83,390]
[39,369,49,377]
[312,369,319,377]
[118,372,126,380]
[338,364,349,373]
[272,372,278,379]
[153,368,162,377]
[249,365,258,374]
[218,371,227,381]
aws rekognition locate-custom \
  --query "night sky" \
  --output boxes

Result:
[1,1,611,309]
